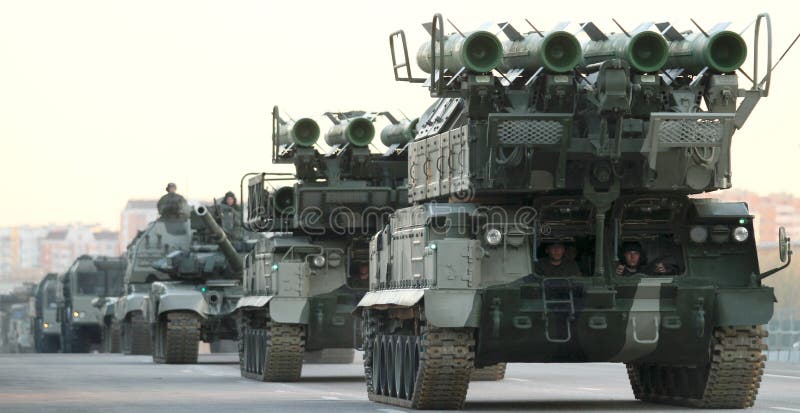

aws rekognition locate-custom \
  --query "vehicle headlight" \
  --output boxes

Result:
[312,255,326,268]
[733,226,749,242]
[72,311,80,319]
[484,228,503,246]
[43,323,50,329]
[327,252,342,267]
[689,225,708,243]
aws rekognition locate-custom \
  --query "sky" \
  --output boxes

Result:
[1,0,798,230]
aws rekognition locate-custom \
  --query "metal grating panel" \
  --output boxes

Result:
[657,119,723,145]
[497,120,563,145]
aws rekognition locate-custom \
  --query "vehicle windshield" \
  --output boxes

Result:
[76,272,104,295]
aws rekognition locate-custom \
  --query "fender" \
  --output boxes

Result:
[356,288,481,328]
[115,292,147,322]
[152,284,208,319]
[715,287,775,326]
[235,296,310,324]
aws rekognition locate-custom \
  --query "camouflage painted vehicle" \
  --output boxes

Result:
[147,202,248,364]
[358,14,790,409]
[57,255,126,353]
[115,211,188,355]
[33,273,61,353]
[235,108,408,380]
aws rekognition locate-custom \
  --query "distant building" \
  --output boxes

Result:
[38,225,120,274]
[119,199,159,249]
[0,226,51,280]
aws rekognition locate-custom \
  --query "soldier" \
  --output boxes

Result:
[616,242,680,276]
[222,191,238,208]
[157,182,188,218]
[535,242,582,276]
[616,242,645,276]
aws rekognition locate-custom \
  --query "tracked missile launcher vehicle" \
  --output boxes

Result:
[33,273,61,353]
[358,13,792,409]
[147,202,249,364]
[115,207,189,355]
[57,255,126,353]
[235,107,409,380]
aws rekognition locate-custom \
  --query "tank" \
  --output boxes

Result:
[33,273,61,353]
[146,202,249,364]
[115,208,190,355]
[56,255,126,353]
[235,107,408,380]
[359,14,786,409]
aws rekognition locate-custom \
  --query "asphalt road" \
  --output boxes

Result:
[0,353,798,413]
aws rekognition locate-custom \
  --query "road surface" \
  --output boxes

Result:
[0,353,798,412]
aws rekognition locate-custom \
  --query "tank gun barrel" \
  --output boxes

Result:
[194,205,244,273]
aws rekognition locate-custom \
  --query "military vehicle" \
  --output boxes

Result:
[33,273,61,353]
[57,255,126,353]
[235,107,409,380]
[115,206,188,355]
[147,202,248,364]
[0,283,36,353]
[357,13,791,409]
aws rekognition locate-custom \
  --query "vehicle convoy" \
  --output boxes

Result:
[57,255,126,353]
[234,108,409,380]
[33,273,61,353]
[357,13,789,409]
[0,283,36,353]
[147,201,249,364]
[114,205,188,355]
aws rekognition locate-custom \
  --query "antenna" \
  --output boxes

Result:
[525,19,545,38]
[447,19,465,38]
[690,18,709,38]
[612,18,631,38]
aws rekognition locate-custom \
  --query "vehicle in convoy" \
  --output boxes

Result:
[57,255,126,353]
[33,273,61,353]
[357,13,790,409]
[147,202,249,364]
[115,211,187,355]
[0,283,36,353]
[235,108,408,380]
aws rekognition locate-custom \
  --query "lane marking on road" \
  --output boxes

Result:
[765,374,800,380]
[377,409,407,413]
[321,396,340,400]
[579,387,601,391]
[505,378,529,382]
[770,407,800,412]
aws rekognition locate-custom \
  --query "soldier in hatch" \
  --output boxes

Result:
[615,241,679,276]
[157,182,188,218]
[535,241,582,276]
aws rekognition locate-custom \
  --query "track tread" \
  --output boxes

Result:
[365,314,475,410]
[153,312,200,364]
[626,325,766,408]
[470,363,507,381]
[240,311,305,381]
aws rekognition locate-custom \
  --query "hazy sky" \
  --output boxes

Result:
[1,0,798,230]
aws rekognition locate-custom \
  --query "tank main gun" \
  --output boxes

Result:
[194,205,244,273]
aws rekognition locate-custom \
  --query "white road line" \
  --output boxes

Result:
[765,374,800,380]
[377,409,407,413]
[505,377,529,382]
[321,396,341,400]
[579,387,601,391]
[770,407,800,412]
